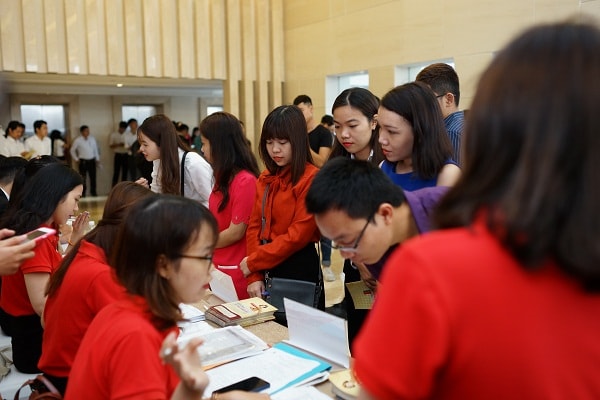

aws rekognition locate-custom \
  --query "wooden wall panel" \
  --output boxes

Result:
[85,0,108,75]
[178,0,195,78]
[22,0,48,72]
[143,0,162,77]
[44,0,68,73]
[194,0,212,79]
[64,0,88,74]
[105,0,127,76]
[209,0,226,79]
[160,0,178,78]
[123,0,145,76]
[270,0,284,107]
[0,1,25,72]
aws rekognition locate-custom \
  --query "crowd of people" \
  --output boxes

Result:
[0,18,597,400]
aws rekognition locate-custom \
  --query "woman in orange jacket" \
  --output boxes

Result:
[240,105,324,324]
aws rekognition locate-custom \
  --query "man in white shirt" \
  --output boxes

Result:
[70,125,100,197]
[0,121,28,158]
[24,120,51,157]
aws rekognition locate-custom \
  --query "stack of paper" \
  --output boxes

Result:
[205,297,277,327]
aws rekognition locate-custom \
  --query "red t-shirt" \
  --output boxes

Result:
[0,228,61,316]
[209,170,257,300]
[354,221,600,400]
[65,297,179,399]
[39,240,125,377]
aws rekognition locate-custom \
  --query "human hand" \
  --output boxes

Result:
[160,332,208,394]
[70,211,90,244]
[0,229,36,275]
[247,281,265,299]
[239,257,250,277]
[354,261,378,293]
[135,177,149,188]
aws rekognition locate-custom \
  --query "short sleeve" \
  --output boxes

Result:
[230,172,257,225]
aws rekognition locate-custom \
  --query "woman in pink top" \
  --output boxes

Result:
[200,112,260,300]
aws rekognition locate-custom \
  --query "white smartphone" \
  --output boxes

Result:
[25,227,57,243]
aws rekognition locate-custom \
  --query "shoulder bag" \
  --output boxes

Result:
[14,375,62,400]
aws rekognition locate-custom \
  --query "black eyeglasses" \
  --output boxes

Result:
[330,216,373,253]
[175,254,213,265]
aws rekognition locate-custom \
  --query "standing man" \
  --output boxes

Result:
[416,63,465,165]
[108,121,129,186]
[293,94,335,280]
[293,95,333,168]
[24,120,51,158]
[70,125,100,197]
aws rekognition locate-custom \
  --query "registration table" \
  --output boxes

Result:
[193,293,340,398]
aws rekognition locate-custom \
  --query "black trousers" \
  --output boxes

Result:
[342,259,369,349]
[10,313,43,373]
[78,159,97,196]
[112,153,129,186]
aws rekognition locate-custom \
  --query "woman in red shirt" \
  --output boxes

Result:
[0,163,83,373]
[240,105,323,324]
[200,112,260,300]
[39,181,154,394]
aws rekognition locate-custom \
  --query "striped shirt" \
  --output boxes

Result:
[444,110,464,165]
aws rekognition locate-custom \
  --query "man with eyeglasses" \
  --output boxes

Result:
[306,157,448,346]
[416,63,465,165]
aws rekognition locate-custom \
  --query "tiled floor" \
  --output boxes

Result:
[79,197,346,308]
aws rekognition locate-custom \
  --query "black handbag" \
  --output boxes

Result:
[259,184,321,316]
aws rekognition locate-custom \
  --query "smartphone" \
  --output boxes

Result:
[25,227,57,243]
[213,376,270,394]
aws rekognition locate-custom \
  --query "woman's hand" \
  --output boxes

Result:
[247,281,265,299]
[160,332,208,396]
[239,257,250,277]
[135,177,149,188]
[70,211,90,245]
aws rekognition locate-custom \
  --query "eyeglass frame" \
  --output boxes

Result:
[329,215,373,253]
[174,254,214,265]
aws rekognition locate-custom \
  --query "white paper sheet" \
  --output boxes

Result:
[284,298,351,368]
[209,267,239,303]
[271,386,332,400]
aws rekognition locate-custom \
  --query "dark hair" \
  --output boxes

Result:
[127,118,138,126]
[416,63,461,106]
[330,88,384,165]
[435,20,600,290]
[320,115,334,126]
[9,155,61,206]
[79,125,88,133]
[111,195,218,330]
[200,112,260,212]
[259,105,313,184]
[119,121,128,129]
[6,121,20,137]
[293,95,312,106]
[138,114,181,195]
[0,156,27,186]
[46,182,154,297]
[175,122,189,133]
[380,82,453,179]
[49,130,63,141]
[306,157,405,220]
[0,163,83,234]
[33,120,47,131]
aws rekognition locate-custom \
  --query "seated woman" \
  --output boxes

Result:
[39,181,154,394]
[66,195,268,400]
[0,163,83,373]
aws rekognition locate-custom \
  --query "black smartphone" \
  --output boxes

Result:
[213,376,270,393]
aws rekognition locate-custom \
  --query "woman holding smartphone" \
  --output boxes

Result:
[0,163,83,373]
[66,195,268,400]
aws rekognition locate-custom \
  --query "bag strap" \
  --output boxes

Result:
[180,151,189,196]
[259,183,270,244]
[14,375,62,400]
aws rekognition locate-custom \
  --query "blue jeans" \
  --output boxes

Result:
[320,236,331,264]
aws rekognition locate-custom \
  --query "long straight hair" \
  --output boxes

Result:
[138,114,181,195]
[259,105,313,185]
[200,112,259,212]
[435,20,600,290]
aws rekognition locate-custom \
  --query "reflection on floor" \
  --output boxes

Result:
[79,196,346,308]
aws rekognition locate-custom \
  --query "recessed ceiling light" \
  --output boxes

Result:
[116,83,123,87]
